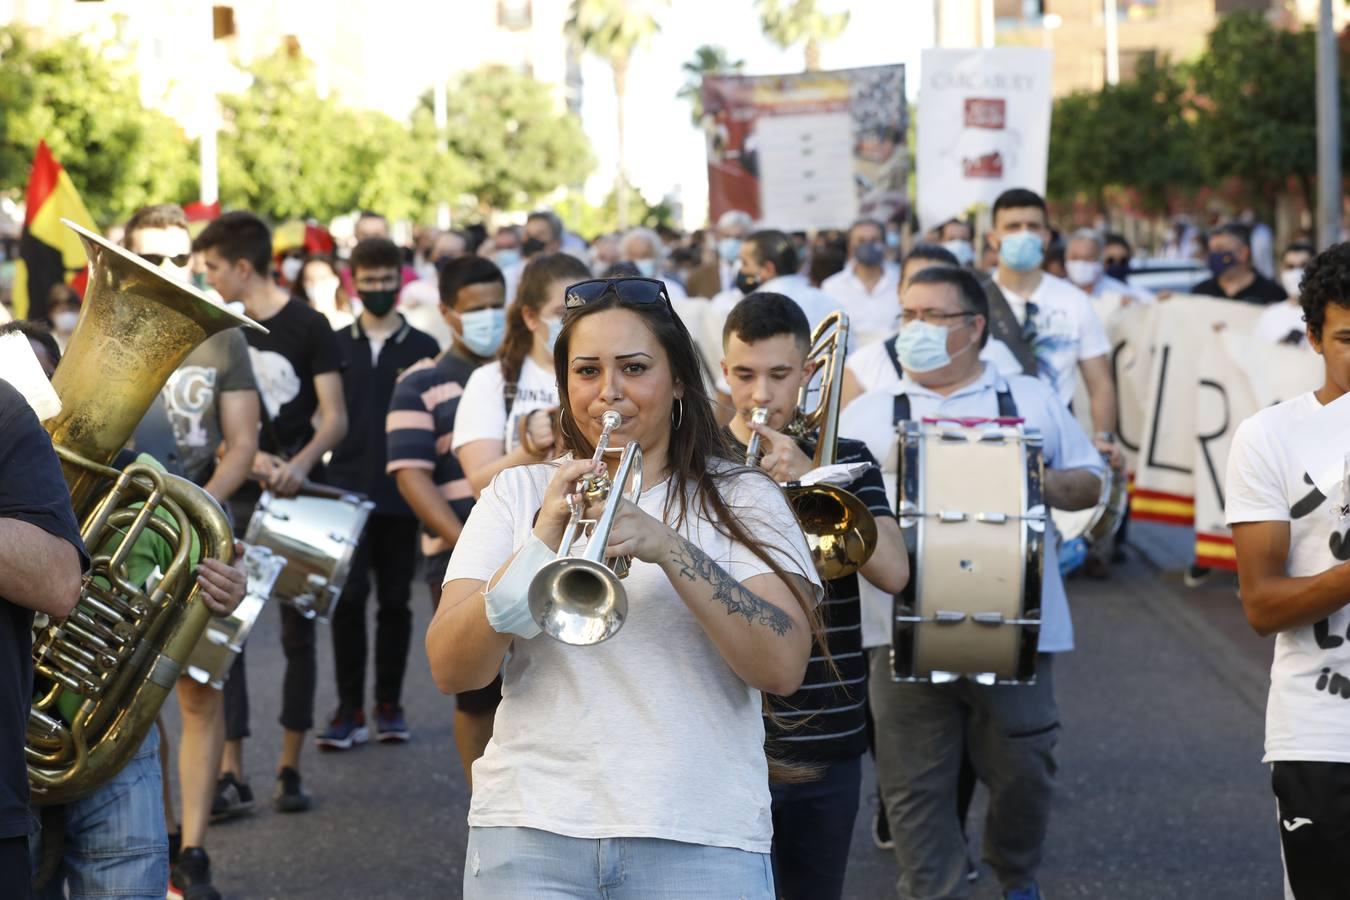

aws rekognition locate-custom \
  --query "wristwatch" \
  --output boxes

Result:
[1094,431,1117,443]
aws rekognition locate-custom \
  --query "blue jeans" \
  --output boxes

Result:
[769,755,862,900]
[463,826,774,899]
[30,725,168,900]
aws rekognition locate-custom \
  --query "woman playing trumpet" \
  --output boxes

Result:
[427,277,822,898]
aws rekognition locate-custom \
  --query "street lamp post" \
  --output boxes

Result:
[1316,0,1342,248]
[1104,0,1120,86]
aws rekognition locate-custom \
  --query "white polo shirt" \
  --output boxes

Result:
[994,272,1112,407]
[839,362,1104,653]
[821,262,901,349]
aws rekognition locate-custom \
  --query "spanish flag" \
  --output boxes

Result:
[12,141,97,321]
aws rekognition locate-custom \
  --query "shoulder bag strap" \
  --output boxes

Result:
[979,275,1039,377]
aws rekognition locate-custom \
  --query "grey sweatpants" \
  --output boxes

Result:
[868,651,1060,900]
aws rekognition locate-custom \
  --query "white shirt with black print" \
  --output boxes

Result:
[1226,391,1350,763]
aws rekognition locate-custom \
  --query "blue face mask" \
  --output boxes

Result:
[633,258,658,278]
[717,238,742,263]
[494,249,521,271]
[458,307,505,357]
[896,320,974,373]
[542,316,563,351]
[999,232,1044,272]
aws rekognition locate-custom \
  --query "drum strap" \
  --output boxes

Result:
[884,334,903,380]
[891,386,1018,424]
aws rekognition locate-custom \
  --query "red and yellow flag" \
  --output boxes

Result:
[12,141,97,320]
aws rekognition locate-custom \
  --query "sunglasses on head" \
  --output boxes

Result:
[564,277,674,315]
[138,252,191,269]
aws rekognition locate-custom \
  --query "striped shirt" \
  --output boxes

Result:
[726,432,894,763]
[385,349,480,556]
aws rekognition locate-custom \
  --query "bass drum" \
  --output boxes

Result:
[891,418,1046,686]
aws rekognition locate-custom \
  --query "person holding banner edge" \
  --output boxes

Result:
[1227,242,1350,900]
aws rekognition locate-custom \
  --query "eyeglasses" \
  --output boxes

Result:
[564,277,674,316]
[899,310,974,326]
[138,252,191,268]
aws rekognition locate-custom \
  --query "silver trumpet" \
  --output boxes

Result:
[744,407,770,466]
[528,410,644,645]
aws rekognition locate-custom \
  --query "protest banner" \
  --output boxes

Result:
[702,65,907,231]
[915,47,1052,232]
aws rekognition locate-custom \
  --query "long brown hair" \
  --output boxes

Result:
[553,281,829,780]
[499,253,591,387]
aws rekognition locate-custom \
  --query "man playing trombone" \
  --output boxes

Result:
[720,292,908,899]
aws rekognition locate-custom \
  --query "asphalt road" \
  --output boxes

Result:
[160,524,1284,899]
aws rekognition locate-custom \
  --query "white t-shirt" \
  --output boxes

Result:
[995,272,1111,407]
[451,356,557,454]
[839,364,1104,652]
[1254,301,1309,348]
[442,460,821,852]
[821,262,901,349]
[844,332,1024,398]
[1225,392,1350,763]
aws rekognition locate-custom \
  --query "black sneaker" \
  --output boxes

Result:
[168,827,182,866]
[316,706,370,751]
[273,766,313,813]
[210,773,255,822]
[373,702,409,743]
[168,847,222,900]
[872,808,894,850]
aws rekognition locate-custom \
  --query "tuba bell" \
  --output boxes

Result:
[26,219,262,805]
[782,311,878,580]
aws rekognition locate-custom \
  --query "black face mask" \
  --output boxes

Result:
[735,270,761,295]
[522,237,546,257]
[358,288,398,317]
[1104,261,1130,282]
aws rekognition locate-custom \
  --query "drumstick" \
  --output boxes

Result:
[248,474,366,503]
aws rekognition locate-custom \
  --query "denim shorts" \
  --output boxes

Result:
[30,724,168,900]
[464,826,774,899]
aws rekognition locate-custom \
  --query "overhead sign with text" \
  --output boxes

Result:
[702,64,907,231]
[916,47,1052,231]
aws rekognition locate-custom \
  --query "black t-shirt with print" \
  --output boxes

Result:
[243,299,345,458]
[0,380,88,840]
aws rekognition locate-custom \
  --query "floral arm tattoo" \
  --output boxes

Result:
[668,537,794,636]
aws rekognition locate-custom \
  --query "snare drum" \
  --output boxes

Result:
[1052,462,1127,574]
[185,544,286,689]
[891,418,1046,685]
[243,491,373,622]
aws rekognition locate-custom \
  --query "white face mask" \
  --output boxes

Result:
[53,310,79,334]
[1281,267,1305,298]
[306,277,340,311]
[1065,259,1103,288]
[280,256,304,283]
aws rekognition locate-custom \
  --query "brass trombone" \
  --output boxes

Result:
[759,311,878,580]
[528,411,643,645]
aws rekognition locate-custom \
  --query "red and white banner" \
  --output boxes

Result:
[702,65,907,231]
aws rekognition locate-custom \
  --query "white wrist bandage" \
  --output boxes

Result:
[483,535,553,638]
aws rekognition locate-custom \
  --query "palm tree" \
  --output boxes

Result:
[755,0,850,72]
[566,0,666,231]
[677,44,745,128]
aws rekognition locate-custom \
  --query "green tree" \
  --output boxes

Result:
[1188,12,1323,210]
[566,0,667,230]
[755,0,849,72]
[416,66,594,218]
[557,184,673,238]
[678,45,745,128]
[218,49,430,221]
[0,25,197,225]
[1048,56,1199,214]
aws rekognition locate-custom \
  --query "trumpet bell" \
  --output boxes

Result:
[527,557,628,646]
[791,485,879,581]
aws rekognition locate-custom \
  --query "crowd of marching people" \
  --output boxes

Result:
[1,188,1343,900]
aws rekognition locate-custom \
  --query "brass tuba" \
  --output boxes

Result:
[782,311,877,580]
[26,220,261,805]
